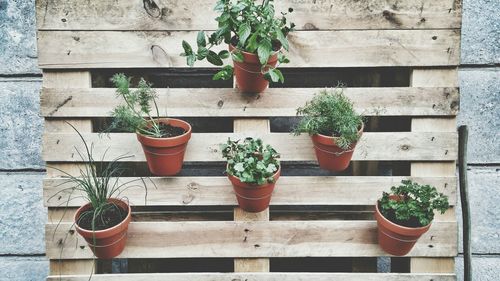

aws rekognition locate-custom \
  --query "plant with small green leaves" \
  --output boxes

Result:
[379,180,450,227]
[221,137,280,185]
[109,73,171,138]
[180,0,295,83]
[293,87,363,150]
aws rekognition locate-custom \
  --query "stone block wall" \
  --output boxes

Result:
[0,0,498,280]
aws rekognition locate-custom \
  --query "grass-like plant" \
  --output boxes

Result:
[48,123,148,232]
[221,138,280,185]
[293,88,363,150]
[181,0,295,82]
[379,180,450,227]
[108,73,167,138]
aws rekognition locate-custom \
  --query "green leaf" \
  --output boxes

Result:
[207,50,223,66]
[278,53,290,64]
[231,50,244,63]
[231,2,247,13]
[182,40,193,55]
[213,65,233,80]
[246,32,259,53]
[214,1,224,12]
[197,31,206,47]
[218,50,230,59]
[264,68,280,82]
[274,68,284,83]
[186,54,196,67]
[197,47,209,60]
[257,39,272,65]
[275,28,289,51]
[238,23,251,46]
[234,162,245,172]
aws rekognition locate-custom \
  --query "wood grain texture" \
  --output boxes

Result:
[36,0,461,30]
[37,30,460,69]
[46,272,456,281]
[44,176,457,207]
[46,220,457,259]
[42,132,458,162]
[40,87,459,117]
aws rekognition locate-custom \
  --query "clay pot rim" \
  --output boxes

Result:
[226,163,281,188]
[315,122,364,140]
[228,43,281,60]
[375,198,432,231]
[74,198,131,235]
[136,118,192,141]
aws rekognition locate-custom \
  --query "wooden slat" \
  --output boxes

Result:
[46,272,456,281]
[37,30,460,69]
[42,132,458,162]
[40,87,459,118]
[409,69,457,274]
[46,220,457,259]
[44,176,457,207]
[36,0,461,31]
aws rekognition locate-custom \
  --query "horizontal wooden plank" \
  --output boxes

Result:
[46,272,456,281]
[41,87,459,117]
[44,176,457,207]
[37,30,460,69]
[43,132,458,162]
[36,0,461,31]
[46,220,457,259]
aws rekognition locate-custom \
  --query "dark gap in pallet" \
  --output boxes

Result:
[92,68,232,88]
[390,257,411,273]
[125,258,234,273]
[92,161,409,177]
[270,116,411,133]
[270,67,410,88]
[272,206,374,221]
[271,258,374,272]
[91,67,410,88]
[92,117,234,133]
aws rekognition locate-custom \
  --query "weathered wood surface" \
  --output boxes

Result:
[44,176,457,207]
[41,87,459,117]
[46,220,457,259]
[37,30,460,69]
[36,0,461,31]
[43,132,458,162]
[46,272,456,281]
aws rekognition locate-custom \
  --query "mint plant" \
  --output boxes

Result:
[221,138,280,185]
[379,180,450,227]
[293,88,363,150]
[180,0,295,82]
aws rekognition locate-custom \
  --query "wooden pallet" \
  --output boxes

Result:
[37,0,461,280]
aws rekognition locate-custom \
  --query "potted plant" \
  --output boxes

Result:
[48,124,148,259]
[109,73,192,176]
[221,137,280,212]
[293,88,364,172]
[180,0,295,93]
[375,180,449,256]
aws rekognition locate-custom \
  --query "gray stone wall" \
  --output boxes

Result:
[0,0,498,280]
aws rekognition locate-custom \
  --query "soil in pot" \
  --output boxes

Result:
[230,37,280,94]
[77,204,127,231]
[375,200,431,256]
[75,199,131,259]
[228,166,281,213]
[137,118,192,176]
[311,124,364,172]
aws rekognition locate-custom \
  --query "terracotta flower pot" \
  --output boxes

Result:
[227,165,281,212]
[136,118,192,176]
[74,198,131,259]
[311,123,364,172]
[374,198,431,256]
[229,44,278,94]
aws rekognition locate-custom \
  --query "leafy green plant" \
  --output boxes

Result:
[221,137,280,185]
[109,73,171,138]
[379,180,450,227]
[48,123,148,232]
[293,88,363,150]
[181,0,295,82]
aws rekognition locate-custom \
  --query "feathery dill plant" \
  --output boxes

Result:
[109,73,166,138]
[294,87,363,150]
